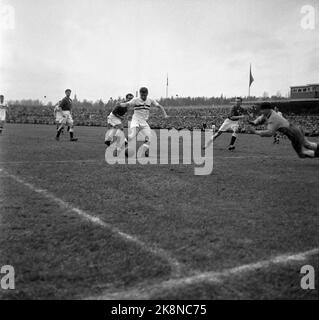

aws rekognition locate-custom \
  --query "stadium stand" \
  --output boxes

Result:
[5,104,319,136]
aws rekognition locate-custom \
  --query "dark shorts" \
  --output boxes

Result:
[278,124,305,156]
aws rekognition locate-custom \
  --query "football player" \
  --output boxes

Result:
[104,93,134,156]
[0,95,8,135]
[273,107,282,144]
[120,87,169,157]
[248,102,319,158]
[56,89,78,141]
[204,97,246,151]
[53,101,65,132]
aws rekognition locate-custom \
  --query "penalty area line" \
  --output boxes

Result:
[87,247,319,300]
[0,168,183,277]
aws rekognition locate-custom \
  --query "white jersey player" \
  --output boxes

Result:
[273,106,282,144]
[0,95,8,134]
[248,102,319,158]
[120,87,168,157]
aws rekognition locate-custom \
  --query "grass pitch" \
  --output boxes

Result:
[0,124,318,300]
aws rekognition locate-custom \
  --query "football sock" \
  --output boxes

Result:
[70,131,74,139]
[230,136,237,146]
[56,128,62,138]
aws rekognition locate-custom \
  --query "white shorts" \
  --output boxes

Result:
[55,113,64,124]
[218,119,239,132]
[130,114,150,129]
[0,109,6,122]
[62,111,74,126]
[107,113,122,127]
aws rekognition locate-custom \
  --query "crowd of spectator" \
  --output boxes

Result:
[5,103,319,136]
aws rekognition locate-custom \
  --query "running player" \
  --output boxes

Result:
[56,89,78,141]
[0,95,8,135]
[248,102,319,158]
[204,97,245,151]
[105,93,134,156]
[120,87,169,157]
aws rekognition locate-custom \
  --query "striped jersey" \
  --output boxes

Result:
[128,97,160,121]
[0,102,7,110]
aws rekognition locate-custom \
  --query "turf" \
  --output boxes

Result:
[0,124,319,300]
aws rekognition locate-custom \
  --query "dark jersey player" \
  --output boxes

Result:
[104,93,134,155]
[204,97,246,151]
[56,89,78,142]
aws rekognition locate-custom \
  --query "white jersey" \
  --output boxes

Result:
[128,97,160,121]
[254,110,289,135]
[0,102,7,121]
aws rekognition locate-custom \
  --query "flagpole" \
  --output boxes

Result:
[248,63,253,98]
[166,73,168,99]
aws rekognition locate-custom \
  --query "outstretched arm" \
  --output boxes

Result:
[156,103,169,118]
[229,115,245,121]
[119,102,130,108]
[247,117,276,137]
[249,115,265,126]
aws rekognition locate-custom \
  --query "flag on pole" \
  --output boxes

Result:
[249,64,254,87]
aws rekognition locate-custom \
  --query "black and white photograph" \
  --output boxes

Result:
[0,0,319,307]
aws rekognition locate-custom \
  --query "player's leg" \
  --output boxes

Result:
[287,125,317,158]
[140,124,152,157]
[55,119,66,140]
[113,127,127,156]
[0,110,6,134]
[66,114,77,142]
[303,137,318,151]
[228,124,239,151]
[128,115,139,141]
[204,118,232,149]
[204,131,223,149]
[273,132,280,144]
[105,113,121,146]
[104,125,117,146]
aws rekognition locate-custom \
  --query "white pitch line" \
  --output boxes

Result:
[0,159,101,165]
[88,247,319,300]
[0,168,182,277]
[0,155,297,166]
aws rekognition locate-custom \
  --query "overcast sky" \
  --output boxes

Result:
[0,0,318,102]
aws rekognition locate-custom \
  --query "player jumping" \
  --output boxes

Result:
[204,97,245,151]
[120,87,169,157]
[56,89,78,142]
[104,93,134,156]
[0,95,7,135]
[273,106,282,144]
[248,102,319,158]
